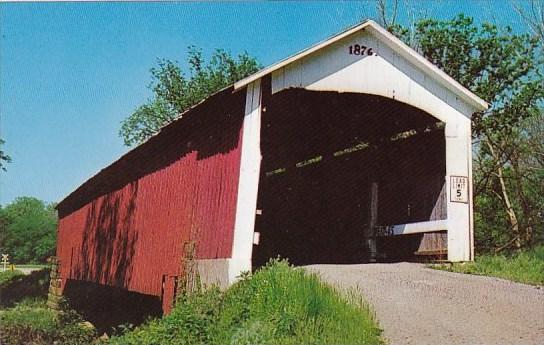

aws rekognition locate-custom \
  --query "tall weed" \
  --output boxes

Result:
[110,259,383,345]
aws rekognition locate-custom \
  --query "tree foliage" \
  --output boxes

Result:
[119,47,261,146]
[392,14,543,136]
[474,112,544,250]
[0,197,57,263]
[391,14,544,251]
[0,138,12,171]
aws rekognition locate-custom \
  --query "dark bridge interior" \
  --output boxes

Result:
[253,89,446,267]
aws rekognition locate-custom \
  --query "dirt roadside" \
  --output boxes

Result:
[305,263,544,345]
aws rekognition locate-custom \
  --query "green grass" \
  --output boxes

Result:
[0,270,96,345]
[0,269,25,287]
[0,299,57,330]
[109,259,384,345]
[0,298,96,345]
[0,268,51,308]
[433,245,544,286]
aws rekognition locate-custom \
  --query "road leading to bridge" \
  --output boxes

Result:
[305,263,544,345]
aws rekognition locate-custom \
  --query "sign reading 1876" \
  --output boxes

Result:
[450,176,469,203]
[348,44,375,56]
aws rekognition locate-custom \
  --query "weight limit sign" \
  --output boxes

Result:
[450,176,469,203]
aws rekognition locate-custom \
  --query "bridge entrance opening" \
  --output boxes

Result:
[252,88,447,267]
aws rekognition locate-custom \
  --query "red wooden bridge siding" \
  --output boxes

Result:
[56,87,246,304]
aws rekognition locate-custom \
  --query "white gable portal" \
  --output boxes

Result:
[223,20,489,285]
[236,20,487,117]
[271,27,476,122]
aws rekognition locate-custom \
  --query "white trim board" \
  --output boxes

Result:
[230,80,262,279]
[389,220,447,235]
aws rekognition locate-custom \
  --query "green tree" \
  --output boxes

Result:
[392,14,543,136]
[119,47,261,146]
[391,14,544,251]
[0,138,12,171]
[0,197,57,263]
[474,111,544,250]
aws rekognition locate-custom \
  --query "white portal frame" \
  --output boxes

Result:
[228,20,487,284]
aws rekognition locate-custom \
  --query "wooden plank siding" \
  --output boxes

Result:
[56,87,247,306]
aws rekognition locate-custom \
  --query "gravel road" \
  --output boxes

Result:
[305,263,544,345]
[17,267,44,274]
[2,267,44,274]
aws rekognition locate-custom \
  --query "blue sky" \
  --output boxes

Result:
[0,1,532,206]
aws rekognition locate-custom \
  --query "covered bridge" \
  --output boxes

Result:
[54,20,488,313]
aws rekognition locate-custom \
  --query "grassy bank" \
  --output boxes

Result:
[1,269,96,344]
[0,268,51,307]
[0,260,382,344]
[109,260,383,345]
[433,245,544,286]
[0,298,97,345]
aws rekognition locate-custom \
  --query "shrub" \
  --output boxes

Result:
[108,288,222,345]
